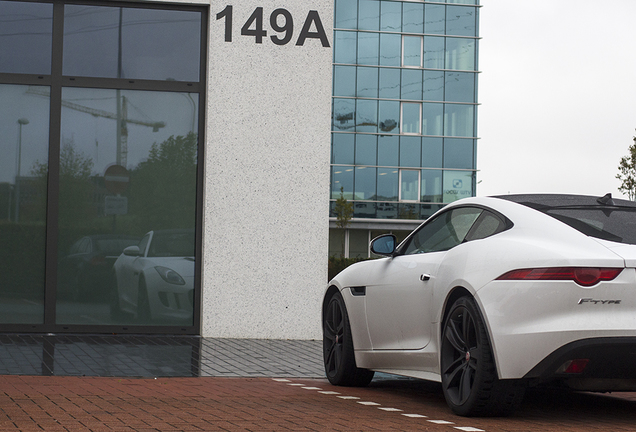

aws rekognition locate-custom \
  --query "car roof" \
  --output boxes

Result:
[493,193,636,210]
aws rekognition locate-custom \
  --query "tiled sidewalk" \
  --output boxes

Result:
[0,334,324,378]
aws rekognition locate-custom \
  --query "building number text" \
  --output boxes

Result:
[216,6,330,47]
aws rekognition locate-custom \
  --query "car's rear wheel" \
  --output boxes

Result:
[323,291,374,386]
[441,296,525,416]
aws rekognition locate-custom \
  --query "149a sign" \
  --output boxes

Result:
[216,6,330,47]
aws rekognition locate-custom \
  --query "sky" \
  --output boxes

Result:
[477,0,636,200]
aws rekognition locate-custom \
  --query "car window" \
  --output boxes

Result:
[403,207,483,255]
[138,234,151,256]
[465,210,507,241]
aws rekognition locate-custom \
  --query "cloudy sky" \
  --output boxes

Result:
[477,0,636,200]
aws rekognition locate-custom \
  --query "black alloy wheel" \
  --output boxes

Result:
[323,291,374,386]
[441,296,525,416]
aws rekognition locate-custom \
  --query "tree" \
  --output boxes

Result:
[333,186,353,257]
[617,132,636,201]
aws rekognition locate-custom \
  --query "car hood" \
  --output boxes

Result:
[593,239,636,267]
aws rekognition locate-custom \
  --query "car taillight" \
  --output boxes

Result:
[496,267,623,287]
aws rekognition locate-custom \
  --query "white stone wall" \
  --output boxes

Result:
[200,1,333,339]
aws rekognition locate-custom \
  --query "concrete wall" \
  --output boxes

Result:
[201,1,333,339]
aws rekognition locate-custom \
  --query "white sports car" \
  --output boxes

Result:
[112,229,195,325]
[323,194,636,416]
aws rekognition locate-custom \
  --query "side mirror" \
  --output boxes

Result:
[370,234,396,257]
[123,245,140,257]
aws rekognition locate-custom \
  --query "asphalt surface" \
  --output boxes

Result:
[1,335,636,431]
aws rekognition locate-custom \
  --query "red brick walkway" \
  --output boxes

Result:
[1,376,636,431]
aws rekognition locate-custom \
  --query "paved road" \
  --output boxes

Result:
[2,375,636,431]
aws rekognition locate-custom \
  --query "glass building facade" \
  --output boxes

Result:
[330,0,480,258]
[0,0,206,333]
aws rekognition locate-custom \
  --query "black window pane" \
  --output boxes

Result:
[0,84,50,323]
[0,1,52,74]
[63,5,201,81]
[55,87,199,326]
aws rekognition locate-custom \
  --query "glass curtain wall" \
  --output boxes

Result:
[331,0,479,222]
[0,0,205,332]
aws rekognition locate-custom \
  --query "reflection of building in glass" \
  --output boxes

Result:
[330,0,480,258]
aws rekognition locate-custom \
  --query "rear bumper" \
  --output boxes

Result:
[524,337,636,390]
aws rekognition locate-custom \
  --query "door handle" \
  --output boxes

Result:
[420,274,431,281]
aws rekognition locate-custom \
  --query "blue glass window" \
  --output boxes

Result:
[425,4,445,34]
[400,170,420,202]
[378,135,399,166]
[400,136,421,168]
[332,133,355,164]
[359,0,380,31]
[444,104,474,137]
[402,36,422,67]
[334,31,357,64]
[402,2,424,34]
[335,0,358,29]
[0,1,52,74]
[401,102,421,135]
[377,168,399,201]
[422,103,443,136]
[423,70,444,101]
[64,6,201,81]
[446,6,476,37]
[333,98,355,131]
[401,69,423,101]
[422,137,443,168]
[380,1,401,32]
[379,100,400,133]
[424,37,445,69]
[355,166,377,200]
[421,170,442,203]
[334,66,356,97]
[332,166,354,199]
[357,67,379,98]
[445,72,475,102]
[356,99,378,133]
[356,134,377,165]
[443,138,474,169]
[446,38,475,71]
[380,33,401,66]
[379,68,400,98]
[358,32,380,65]
[443,170,474,203]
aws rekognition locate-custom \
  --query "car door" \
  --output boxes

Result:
[116,233,151,308]
[365,207,484,351]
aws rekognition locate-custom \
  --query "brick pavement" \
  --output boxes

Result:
[2,375,636,431]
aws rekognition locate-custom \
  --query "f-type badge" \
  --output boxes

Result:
[578,298,622,305]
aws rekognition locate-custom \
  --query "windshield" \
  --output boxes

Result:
[542,208,636,245]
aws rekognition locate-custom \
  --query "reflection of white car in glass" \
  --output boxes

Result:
[111,229,195,325]
[323,194,636,417]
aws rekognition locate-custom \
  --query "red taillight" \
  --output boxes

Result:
[557,359,590,374]
[496,267,623,287]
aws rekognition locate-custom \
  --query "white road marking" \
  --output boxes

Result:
[271,378,290,382]
[302,387,322,390]
[337,396,360,400]
[428,420,455,425]
[378,407,402,412]
[454,428,485,432]
[357,401,381,406]
[318,391,341,395]
[402,414,427,418]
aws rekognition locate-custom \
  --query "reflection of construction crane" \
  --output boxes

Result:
[26,86,165,166]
